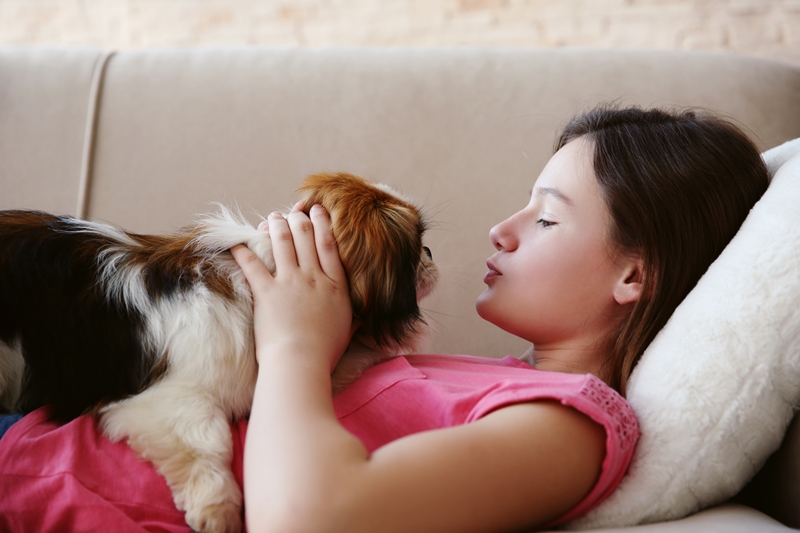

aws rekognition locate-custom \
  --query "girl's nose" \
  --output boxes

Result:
[489,215,518,252]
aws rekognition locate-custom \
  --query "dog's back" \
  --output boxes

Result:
[0,174,437,533]
[0,211,164,419]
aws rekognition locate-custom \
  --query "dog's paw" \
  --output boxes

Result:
[185,500,243,533]
[180,467,244,533]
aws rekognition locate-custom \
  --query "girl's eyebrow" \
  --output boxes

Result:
[534,186,574,206]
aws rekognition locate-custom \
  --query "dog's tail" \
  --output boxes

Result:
[190,205,276,273]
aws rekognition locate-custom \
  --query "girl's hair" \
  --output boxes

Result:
[556,105,769,395]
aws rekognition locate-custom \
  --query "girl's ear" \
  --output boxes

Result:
[614,256,644,305]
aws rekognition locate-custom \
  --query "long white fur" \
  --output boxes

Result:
[192,206,276,272]
[101,287,257,533]
[93,209,265,533]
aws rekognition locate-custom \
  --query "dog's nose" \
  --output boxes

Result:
[423,246,432,260]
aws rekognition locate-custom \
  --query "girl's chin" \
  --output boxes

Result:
[475,293,535,342]
[475,290,501,324]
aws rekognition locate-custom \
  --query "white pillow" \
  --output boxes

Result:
[567,138,800,529]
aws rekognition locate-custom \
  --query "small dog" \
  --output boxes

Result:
[0,172,437,533]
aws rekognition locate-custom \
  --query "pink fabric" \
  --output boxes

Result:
[334,354,640,525]
[0,408,198,532]
[0,354,638,532]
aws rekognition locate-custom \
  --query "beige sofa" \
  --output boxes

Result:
[2,47,799,532]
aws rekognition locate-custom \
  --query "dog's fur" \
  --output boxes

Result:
[0,172,437,533]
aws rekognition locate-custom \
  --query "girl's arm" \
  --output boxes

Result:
[233,207,605,533]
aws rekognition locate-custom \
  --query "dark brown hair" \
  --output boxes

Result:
[556,105,769,395]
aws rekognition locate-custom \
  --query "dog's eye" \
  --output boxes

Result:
[423,246,433,260]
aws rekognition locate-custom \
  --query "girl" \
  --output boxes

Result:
[232,105,768,532]
[0,105,769,533]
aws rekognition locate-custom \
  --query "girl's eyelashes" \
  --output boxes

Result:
[537,218,556,228]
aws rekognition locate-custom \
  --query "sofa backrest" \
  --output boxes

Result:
[4,47,800,360]
[0,48,100,215]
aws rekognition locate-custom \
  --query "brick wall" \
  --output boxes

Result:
[1,0,797,65]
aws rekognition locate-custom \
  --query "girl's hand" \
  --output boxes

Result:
[231,205,353,371]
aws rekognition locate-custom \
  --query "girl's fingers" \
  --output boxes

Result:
[231,244,273,290]
[257,201,304,232]
[310,205,347,284]
[257,205,345,286]
[287,210,321,271]
[267,212,299,269]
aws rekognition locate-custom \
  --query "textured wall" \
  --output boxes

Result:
[1,0,798,65]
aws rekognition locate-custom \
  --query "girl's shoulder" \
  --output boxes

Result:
[406,353,638,439]
[335,353,639,455]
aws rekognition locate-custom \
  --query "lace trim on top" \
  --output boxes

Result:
[580,376,639,452]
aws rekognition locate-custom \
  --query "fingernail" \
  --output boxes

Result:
[311,204,325,214]
[269,211,283,219]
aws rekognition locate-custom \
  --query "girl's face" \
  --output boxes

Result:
[476,137,638,373]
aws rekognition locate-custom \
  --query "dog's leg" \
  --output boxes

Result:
[100,381,242,533]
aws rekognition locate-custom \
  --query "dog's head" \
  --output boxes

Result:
[296,172,437,348]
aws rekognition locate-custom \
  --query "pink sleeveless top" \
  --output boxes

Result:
[0,354,639,532]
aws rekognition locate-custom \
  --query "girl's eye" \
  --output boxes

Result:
[537,219,556,228]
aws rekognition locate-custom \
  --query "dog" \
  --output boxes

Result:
[0,172,437,533]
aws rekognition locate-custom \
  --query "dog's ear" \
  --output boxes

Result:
[336,198,424,348]
[297,173,424,347]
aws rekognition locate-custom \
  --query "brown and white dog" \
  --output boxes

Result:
[0,172,437,533]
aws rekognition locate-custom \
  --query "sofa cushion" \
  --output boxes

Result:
[554,504,789,533]
[568,139,800,528]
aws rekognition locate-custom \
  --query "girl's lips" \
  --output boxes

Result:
[484,259,501,284]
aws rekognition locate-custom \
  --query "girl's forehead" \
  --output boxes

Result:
[533,138,597,203]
